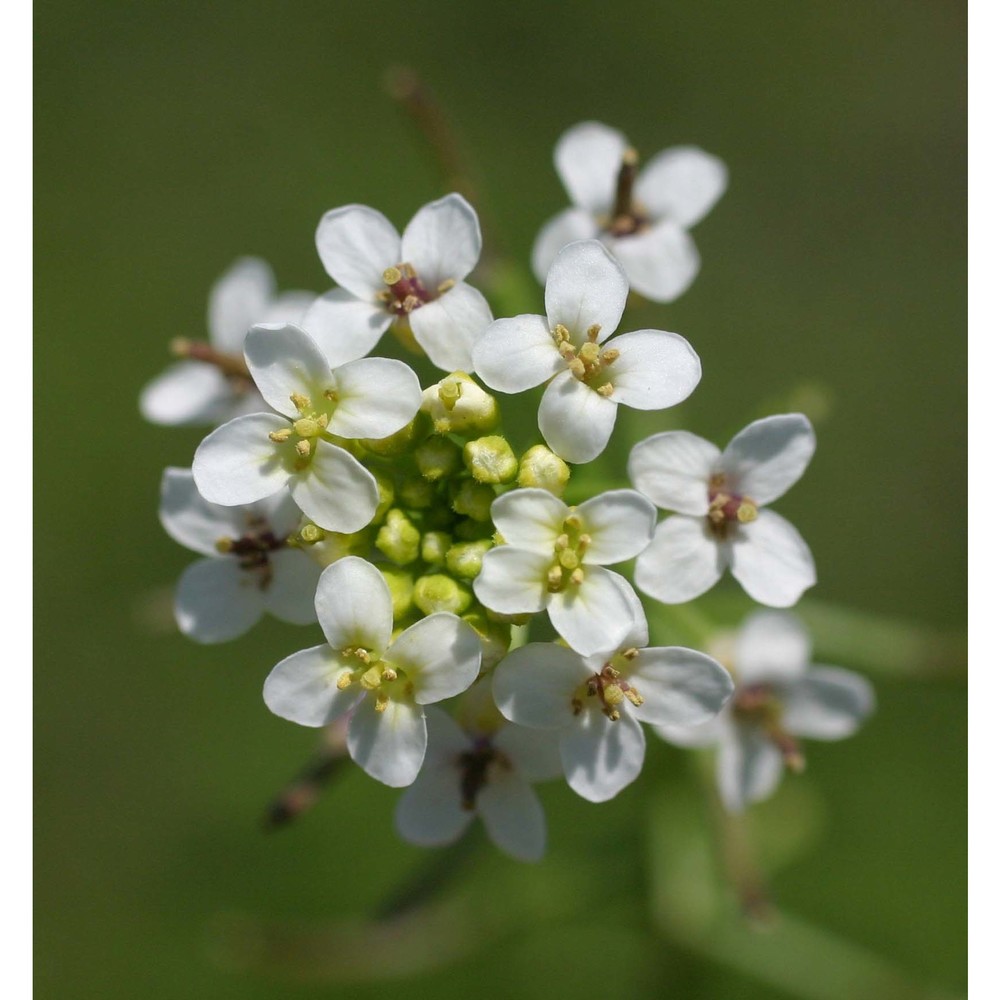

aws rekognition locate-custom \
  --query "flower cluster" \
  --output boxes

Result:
[146,120,872,861]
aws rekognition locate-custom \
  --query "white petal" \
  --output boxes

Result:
[627,431,719,515]
[478,772,547,862]
[561,710,645,803]
[174,557,264,642]
[473,314,561,393]
[531,208,600,286]
[782,667,875,740]
[473,547,550,614]
[607,222,700,303]
[192,413,291,507]
[208,257,274,353]
[614,574,650,649]
[629,648,734,727]
[717,722,784,813]
[538,370,618,464]
[408,282,494,373]
[655,713,727,749]
[401,193,482,288]
[140,362,235,427]
[315,204,400,300]
[328,357,421,439]
[554,121,626,214]
[729,510,816,607]
[348,696,427,787]
[547,567,637,656]
[395,743,472,848]
[605,330,702,411]
[634,147,728,228]
[490,488,567,552]
[243,324,333,418]
[544,239,628,340]
[388,614,482,705]
[575,489,656,565]
[263,645,362,727]
[313,556,393,653]
[634,515,725,603]
[255,487,304,539]
[492,643,589,729]
[493,724,564,782]
[734,610,812,685]
[301,288,392,368]
[260,548,323,625]
[262,290,315,327]
[288,442,378,532]
[159,467,248,556]
[718,414,816,506]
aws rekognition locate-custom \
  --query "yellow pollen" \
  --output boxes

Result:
[558,342,576,359]
[268,428,292,443]
[374,691,390,713]
[555,533,569,551]
[437,278,456,293]
[606,708,621,722]
[622,647,639,660]
[553,323,570,343]
[596,384,614,397]
[402,294,421,312]
[564,514,581,530]
[289,392,311,412]
[600,348,619,365]
[383,266,402,285]
[381,667,398,683]
[336,672,354,690]
[586,324,602,342]
[568,358,585,378]
[214,537,234,554]
[295,439,311,458]
[625,689,644,707]
[569,567,585,586]
[577,533,592,552]
[323,388,338,402]
[547,565,563,590]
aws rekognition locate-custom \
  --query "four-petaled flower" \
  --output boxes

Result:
[395,706,562,862]
[474,240,701,464]
[656,611,875,812]
[159,468,322,643]
[629,413,817,607]
[140,257,314,426]
[492,589,733,802]
[263,557,482,787]
[473,487,656,656]
[303,194,493,372]
[192,324,421,532]
[532,121,727,302]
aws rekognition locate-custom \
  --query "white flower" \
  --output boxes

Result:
[629,413,817,607]
[263,557,482,787]
[140,257,314,426]
[656,611,875,812]
[192,324,421,532]
[303,193,494,372]
[492,590,733,802]
[159,467,322,643]
[472,487,655,656]
[473,240,701,464]
[395,706,562,862]
[532,121,727,302]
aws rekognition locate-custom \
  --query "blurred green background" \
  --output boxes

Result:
[36,0,966,997]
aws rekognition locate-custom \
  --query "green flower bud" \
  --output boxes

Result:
[421,530,451,567]
[413,574,472,615]
[414,435,462,481]
[454,517,493,541]
[450,479,496,522]
[375,508,421,565]
[399,476,436,509]
[379,566,415,620]
[463,435,518,484]
[517,444,571,496]
[445,539,494,580]
[421,372,499,436]
[372,472,395,524]
[298,523,325,545]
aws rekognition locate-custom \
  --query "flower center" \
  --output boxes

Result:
[266,391,339,470]
[377,263,455,317]
[551,324,618,397]
[457,738,511,810]
[732,683,804,772]
[707,474,758,538]
[214,514,285,589]
[335,647,414,713]
[571,650,643,721]
[545,513,592,592]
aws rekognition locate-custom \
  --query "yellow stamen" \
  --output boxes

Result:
[268,428,292,443]
[295,439,311,458]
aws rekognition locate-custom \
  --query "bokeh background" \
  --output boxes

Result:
[36,1,966,997]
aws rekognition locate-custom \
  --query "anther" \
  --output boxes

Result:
[323,388,338,402]
[568,358,585,378]
[268,428,292,443]
[571,697,583,715]
[622,647,639,660]
[289,392,312,412]
[547,565,564,590]
[600,348,619,366]
[553,323,570,343]
[625,689,644,707]
[577,533,592,553]
[215,537,234,554]
[569,568,585,586]
[437,278,455,293]
[381,667,398,683]
[596,384,615,397]
[374,691,390,713]
[336,673,354,690]
[554,533,569,551]
[586,324,601,342]
[402,294,421,313]
[295,439,311,458]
